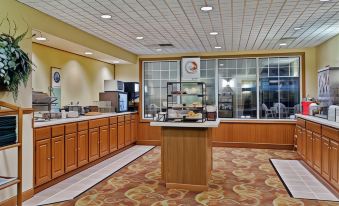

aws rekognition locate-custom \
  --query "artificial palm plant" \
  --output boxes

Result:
[0,18,33,101]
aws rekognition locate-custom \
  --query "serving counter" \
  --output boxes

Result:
[150,120,220,191]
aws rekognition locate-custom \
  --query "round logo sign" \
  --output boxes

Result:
[53,72,61,83]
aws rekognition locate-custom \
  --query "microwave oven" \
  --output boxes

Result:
[104,80,124,92]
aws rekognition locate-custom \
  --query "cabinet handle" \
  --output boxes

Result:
[47,157,50,160]
[52,157,55,159]
[78,148,81,150]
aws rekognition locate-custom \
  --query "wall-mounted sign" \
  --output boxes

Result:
[181,57,200,81]
[51,67,61,111]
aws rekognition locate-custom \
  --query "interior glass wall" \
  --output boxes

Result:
[259,57,300,119]
[143,61,180,118]
[218,58,257,118]
[142,56,301,120]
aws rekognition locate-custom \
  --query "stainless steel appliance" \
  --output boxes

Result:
[32,91,58,112]
[99,92,128,113]
[104,80,124,92]
[317,67,339,116]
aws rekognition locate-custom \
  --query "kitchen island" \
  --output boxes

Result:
[150,120,220,191]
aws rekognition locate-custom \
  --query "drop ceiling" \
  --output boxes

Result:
[20,0,339,55]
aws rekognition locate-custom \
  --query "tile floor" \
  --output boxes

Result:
[23,145,154,206]
[271,159,338,202]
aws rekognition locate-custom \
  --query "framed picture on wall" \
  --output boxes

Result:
[181,57,200,81]
[51,67,62,111]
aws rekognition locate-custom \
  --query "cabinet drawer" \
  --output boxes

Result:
[78,121,88,131]
[65,123,77,134]
[89,118,109,128]
[110,116,117,124]
[52,125,64,137]
[322,126,339,141]
[297,118,306,128]
[125,114,131,121]
[306,121,321,134]
[35,127,51,141]
[118,116,125,123]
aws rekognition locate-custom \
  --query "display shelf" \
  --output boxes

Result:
[166,82,207,122]
[0,101,26,206]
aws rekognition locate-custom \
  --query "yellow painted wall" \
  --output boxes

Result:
[115,64,139,82]
[0,0,33,203]
[32,43,115,106]
[316,34,339,69]
[139,47,318,97]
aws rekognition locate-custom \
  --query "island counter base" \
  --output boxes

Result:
[161,127,212,192]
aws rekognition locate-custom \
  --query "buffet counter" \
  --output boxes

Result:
[34,112,136,128]
[150,120,220,192]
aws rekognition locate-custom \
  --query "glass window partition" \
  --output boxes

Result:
[259,57,300,119]
[200,59,216,106]
[143,61,180,118]
[218,58,257,118]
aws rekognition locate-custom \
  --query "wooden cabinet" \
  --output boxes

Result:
[322,137,330,181]
[125,120,131,145]
[89,128,99,162]
[306,130,313,165]
[99,125,109,157]
[34,114,136,188]
[312,133,322,173]
[118,122,125,149]
[330,140,339,189]
[301,128,306,159]
[78,130,89,167]
[296,126,302,156]
[110,124,118,153]
[131,119,137,143]
[51,136,65,179]
[35,139,51,186]
[65,133,77,172]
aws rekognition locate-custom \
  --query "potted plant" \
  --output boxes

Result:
[0,18,33,101]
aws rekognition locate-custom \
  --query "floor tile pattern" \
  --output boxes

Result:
[271,159,338,202]
[23,145,154,206]
[28,147,339,206]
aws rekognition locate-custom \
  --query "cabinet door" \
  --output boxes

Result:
[51,136,65,179]
[89,128,99,162]
[301,128,307,159]
[322,137,330,181]
[110,124,118,153]
[78,130,89,167]
[118,122,125,149]
[330,140,339,189]
[65,133,77,172]
[306,130,313,165]
[125,121,131,145]
[99,125,109,157]
[131,120,137,143]
[35,139,51,186]
[296,127,302,156]
[312,133,322,173]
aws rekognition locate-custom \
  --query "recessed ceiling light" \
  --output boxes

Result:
[84,52,93,55]
[214,46,221,49]
[209,32,218,35]
[294,27,302,31]
[101,14,111,19]
[113,60,120,64]
[279,43,287,46]
[35,37,47,41]
[156,48,162,52]
[201,6,213,11]
[320,0,330,2]
[136,36,144,40]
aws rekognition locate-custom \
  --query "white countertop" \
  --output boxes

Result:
[34,112,137,128]
[296,114,339,129]
[150,119,220,128]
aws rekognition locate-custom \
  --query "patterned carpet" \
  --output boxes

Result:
[50,147,337,206]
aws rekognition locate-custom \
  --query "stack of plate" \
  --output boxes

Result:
[0,116,17,147]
